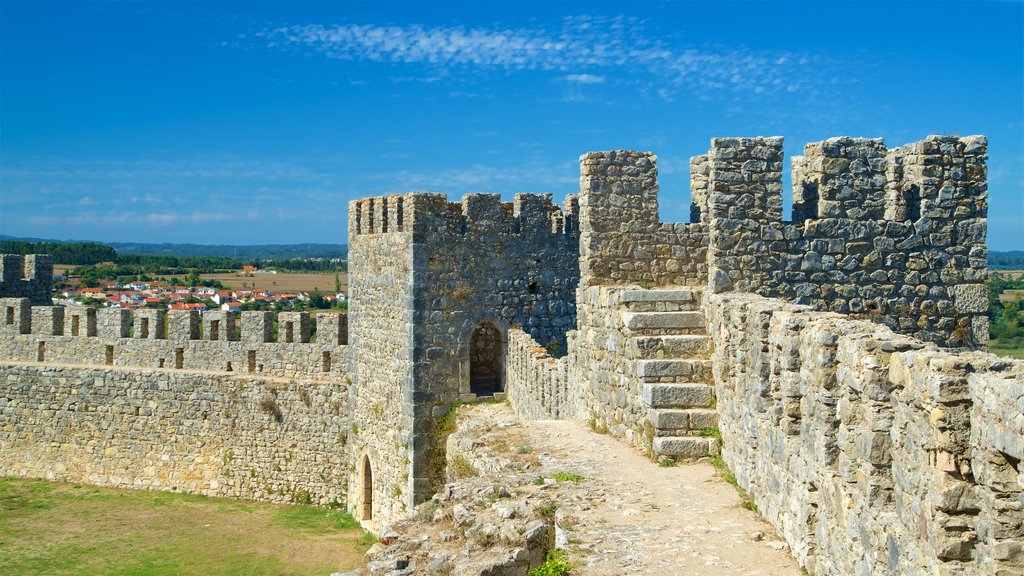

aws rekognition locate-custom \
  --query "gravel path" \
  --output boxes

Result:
[509,414,802,575]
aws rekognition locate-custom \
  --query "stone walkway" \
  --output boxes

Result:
[476,405,802,575]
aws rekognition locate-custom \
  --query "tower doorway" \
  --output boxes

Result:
[469,322,503,396]
[361,456,373,521]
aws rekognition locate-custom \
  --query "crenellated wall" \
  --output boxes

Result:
[704,135,988,347]
[1,299,347,379]
[346,191,580,530]
[708,291,1022,575]
[0,254,53,305]
[578,150,708,288]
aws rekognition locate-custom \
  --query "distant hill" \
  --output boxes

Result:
[0,236,346,260]
[991,250,1024,270]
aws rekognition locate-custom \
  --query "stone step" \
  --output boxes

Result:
[648,408,718,435]
[652,436,717,458]
[621,311,706,335]
[635,359,712,383]
[642,383,715,408]
[627,335,712,359]
[617,288,702,312]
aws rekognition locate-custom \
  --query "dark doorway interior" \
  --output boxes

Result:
[362,456,373,521]
[469,322,503,396]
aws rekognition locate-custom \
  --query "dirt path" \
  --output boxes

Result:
[498,410,801,575]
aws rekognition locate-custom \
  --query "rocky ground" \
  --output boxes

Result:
[353,402,802,575]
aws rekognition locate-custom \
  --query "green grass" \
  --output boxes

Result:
[990,341,1024,360]
[552,472,584,483]
[529,548,573,576]
[0,477,369,576]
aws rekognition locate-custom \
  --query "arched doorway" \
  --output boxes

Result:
[469,322,503,396]
[361,455,373,521]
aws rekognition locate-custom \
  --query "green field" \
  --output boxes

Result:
[0,478,370,576]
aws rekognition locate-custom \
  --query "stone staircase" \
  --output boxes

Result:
[619,288,718,459]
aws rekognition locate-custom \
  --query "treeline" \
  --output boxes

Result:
[988,273,1024,347]
[0,240,117,265]
[262,258,347,272]
[990,251,1024,270]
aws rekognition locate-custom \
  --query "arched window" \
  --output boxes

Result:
[469,322,503,396]
[361,455,373,521]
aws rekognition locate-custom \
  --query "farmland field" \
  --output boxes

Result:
[0,477,370,576]
[201,272,347,294]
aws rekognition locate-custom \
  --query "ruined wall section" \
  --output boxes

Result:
[0,254,52,305]
[504,327,578,420]
[579,151,708,288]
[704,136,988,347]
[708,292,1022,576]
[0,362,349,506]
[0,299,347,380]
[347,195,417,530]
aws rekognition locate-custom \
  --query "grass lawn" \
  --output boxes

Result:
[0,477,370,576]
[990,343,1024,360]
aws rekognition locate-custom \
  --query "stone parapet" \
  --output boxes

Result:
[708,291,1022,575]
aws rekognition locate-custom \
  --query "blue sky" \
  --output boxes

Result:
[1,1,1022,250]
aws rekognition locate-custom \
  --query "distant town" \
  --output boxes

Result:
[54,263,347,314]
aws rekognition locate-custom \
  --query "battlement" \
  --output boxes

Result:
[0,298,347,378]
[698,135,988,346]
[0,254,53,305]
[700,135,987,226]
[349,192,579,240]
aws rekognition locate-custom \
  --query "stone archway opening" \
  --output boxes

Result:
[469,322,503,397]
[361,455,373,521]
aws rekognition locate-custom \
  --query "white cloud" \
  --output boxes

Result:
[256,16,823,97]
[565,73,604,84]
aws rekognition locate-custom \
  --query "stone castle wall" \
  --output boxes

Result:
[346,197,417,529]
[347,191,580,528]
[0,362,350,505]
[708,292,1021,575]
[578,150,708,288]
[1,298,347,380]
[504,327,576,420]
[704,136,988,347]
[0,254,52,305]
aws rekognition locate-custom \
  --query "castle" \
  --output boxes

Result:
[2,135,1020,575]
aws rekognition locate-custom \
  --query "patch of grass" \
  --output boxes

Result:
[431,401,462,490]
[273,503,360,533]
[698,427,722,443]
[533,476,546,486]
[658,458,677,468]
[536,501,557,519]
[517,444,534,454]
[0,477,367,576]
[552,472,584,483]
[529,548,573,576]
[708,455,758,512]
[449,454,478,479]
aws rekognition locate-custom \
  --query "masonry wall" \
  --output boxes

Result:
[0,299,347,380]
[347,195,417,531]
[0,254,52,305]
[578,150,708,288]
[504,327,577,420]
[708,292,1022,576]
[704,136,988,347]
[349,192,580,523]
[0,362,350,505]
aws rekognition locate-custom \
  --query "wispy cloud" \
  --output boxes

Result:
[565,73,604,84]
[256,15,827,98]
